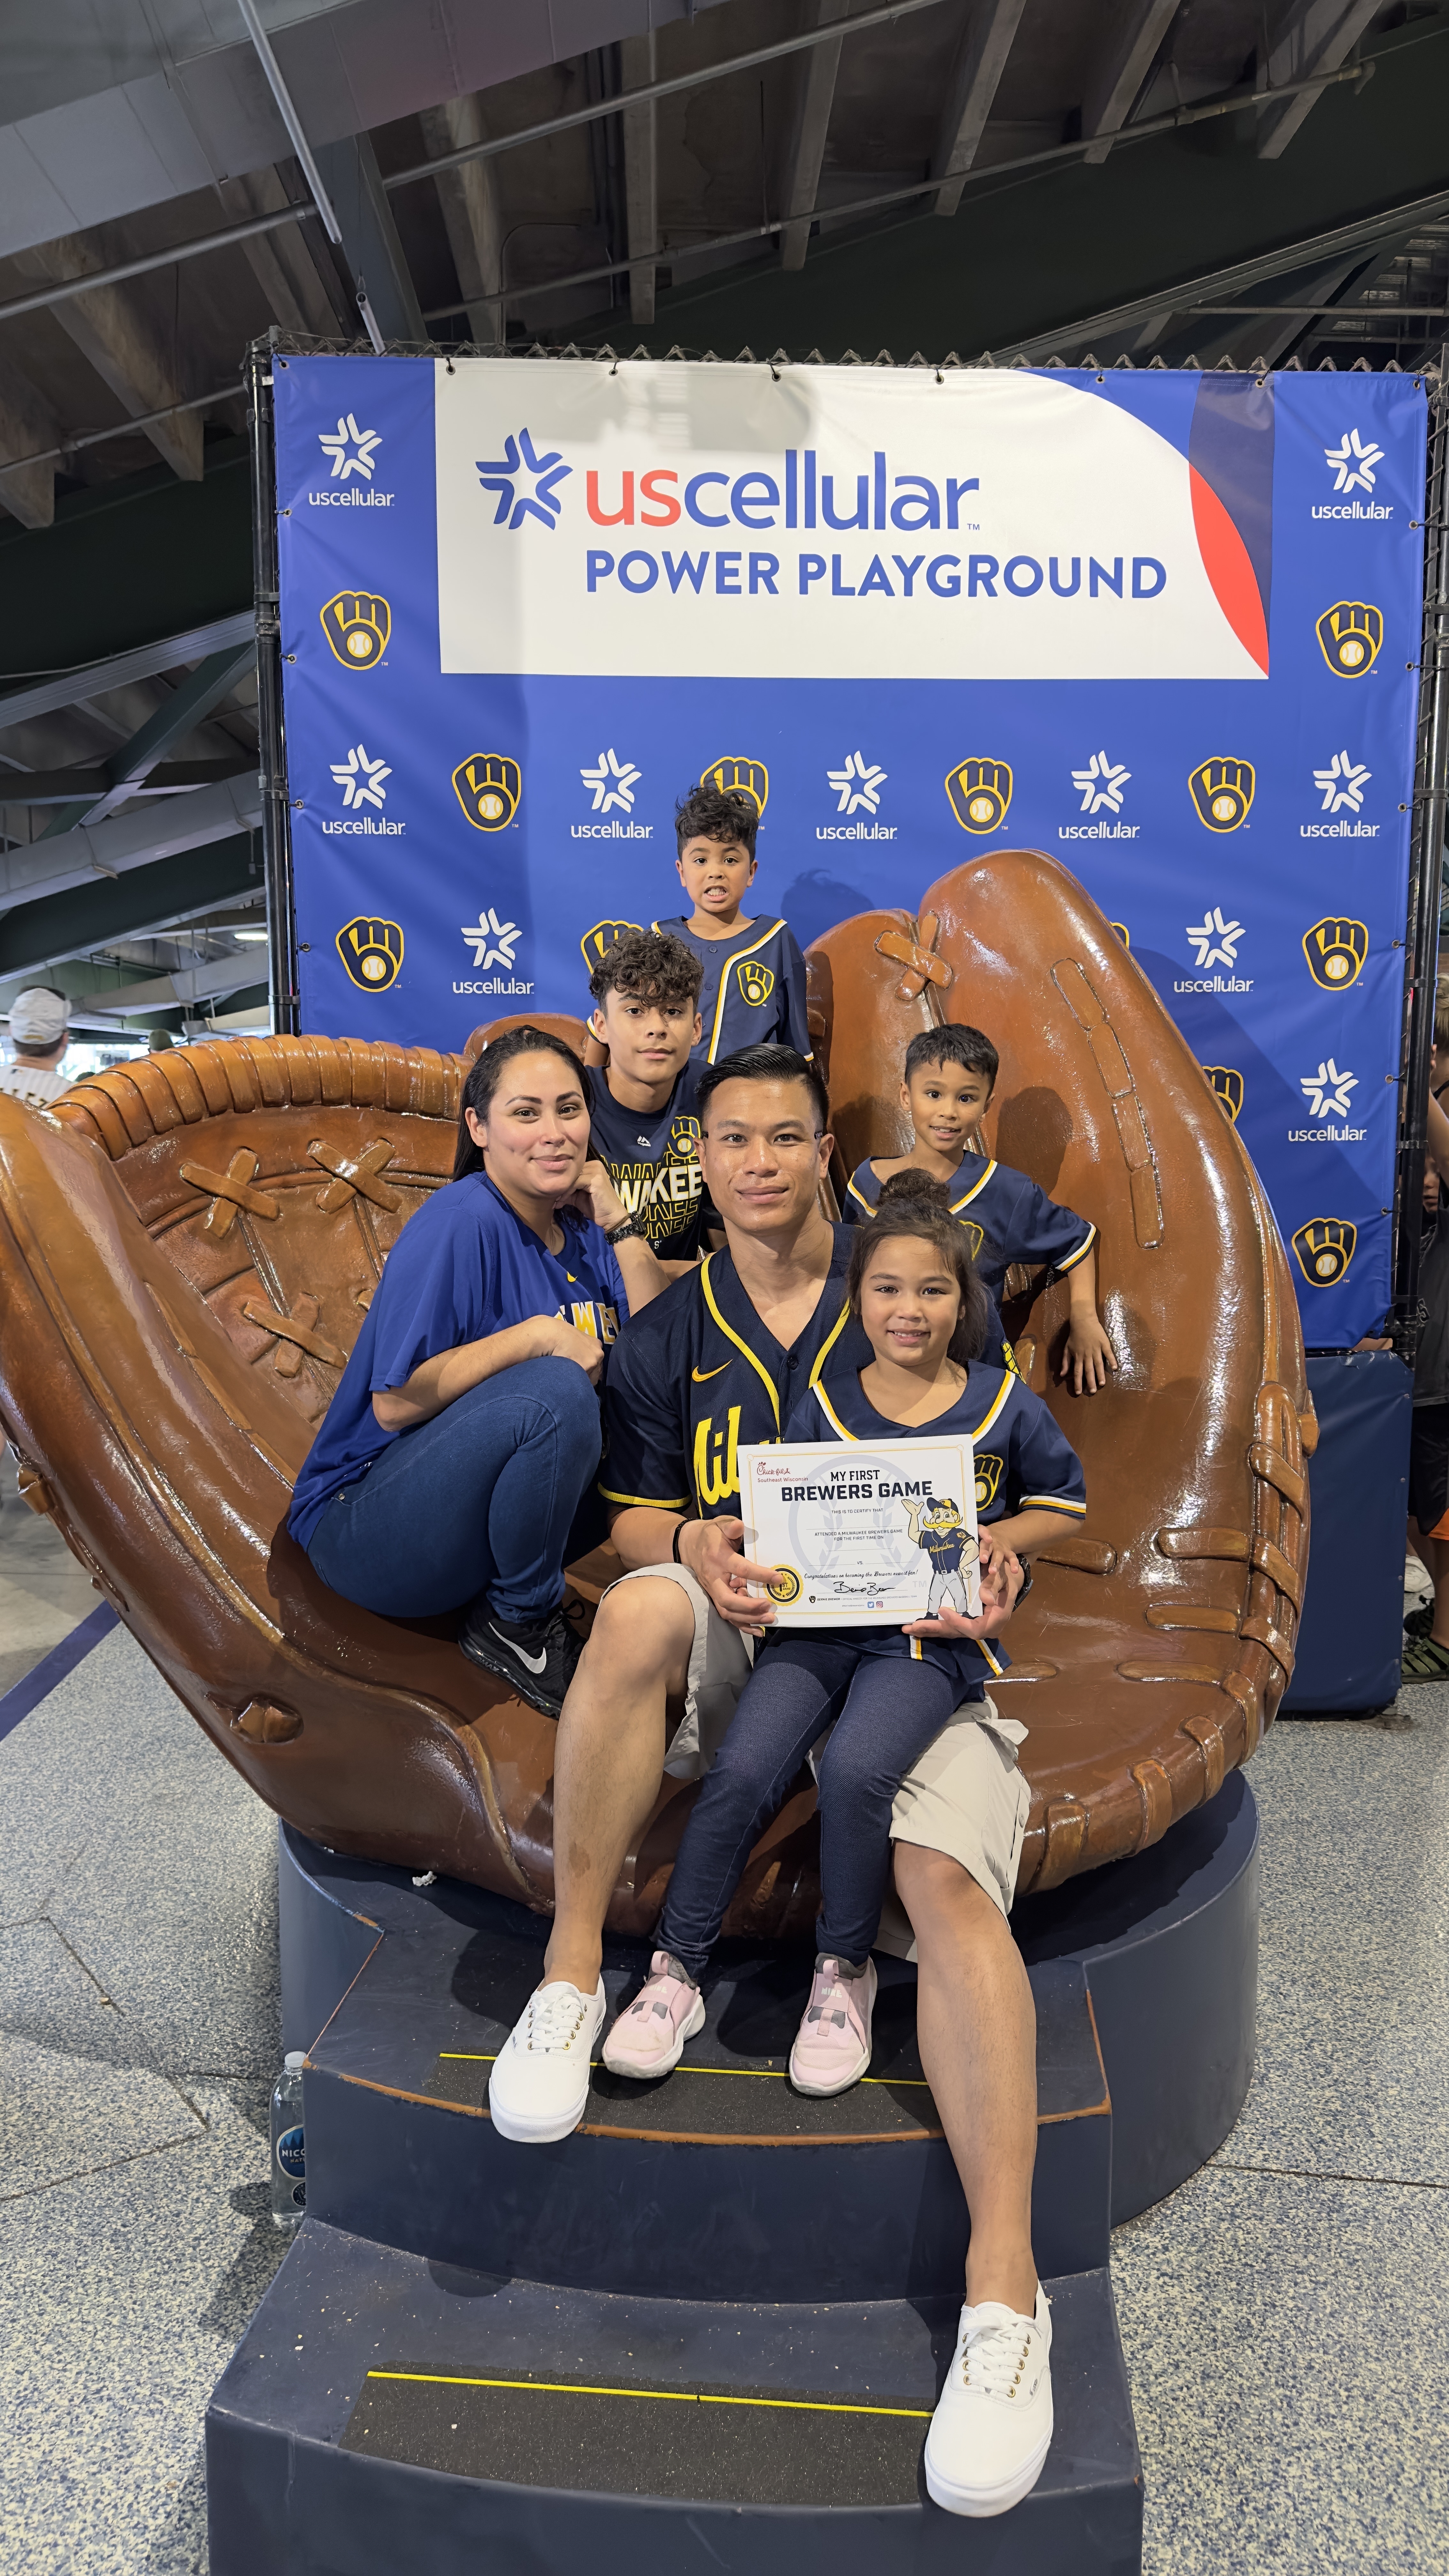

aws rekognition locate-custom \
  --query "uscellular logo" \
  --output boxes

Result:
[576,749,652,839]
[1302,750,1376,838]
[313,414,393,507]
[820,751,895,840]
[323,743,404,835]
[1289,1058,1364,1144]
[1176,906,1253,994]
[1314,430,1391,522]
[1061,750,1137,840]
[455,909,534,1000]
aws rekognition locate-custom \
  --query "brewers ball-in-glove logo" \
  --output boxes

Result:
[671,1115,701,1163]
[1188,757,1255,832]
[452,754,521,831]
[1303,915,1368,991]
[1292,1218,1357,1287]
[737,960,776,1008]
[320,591,391,669]
[1316,601,1382,678]
[946,758,1013,833]
[702,756,769,818]
[1110,922,1131,949]
[337,915,403,991]
[1204,1067,1244,1125]
[580,919,642,970]
[973,1454,1003,1510]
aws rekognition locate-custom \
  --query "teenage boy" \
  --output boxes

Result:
[489,1044,1052,2518]
[844,1023,1117,1398]
[587,928,710,1272]
[656,780,812,1064]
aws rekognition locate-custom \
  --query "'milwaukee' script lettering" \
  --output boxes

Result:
[780,1479,936,1503]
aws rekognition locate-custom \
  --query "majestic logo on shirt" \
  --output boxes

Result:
[694,1406,742,1508]
[702,755,769,819]
[1303,915,1368,991]
[320,590,390,668]
[945,757,1012,833]
[336,915,403,991]
[737,960,776,1008]
[452,753,521,830]
[1188,757,1254,832]
[477,428,571,529]
[1204,1067,1244,1125]
[580,918,643,970]
[1316,600,1382,677]
[973,1454,1003,1509]
[1291,1219,1356,1286]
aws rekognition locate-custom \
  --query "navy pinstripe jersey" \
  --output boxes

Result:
[784,1366,1085,1687]
[600,1227,1016,1522]
[653,915,812,1065]
[843,1152,1095,1305]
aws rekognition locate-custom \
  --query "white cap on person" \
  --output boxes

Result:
[9,989,68,1048]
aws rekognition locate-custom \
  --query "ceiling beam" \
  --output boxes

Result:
[779,0,851,271]
[0,610,255,738]
[0,760,247,804]
[314,134,426,344]
[0,775,262,912]
[11,236,202,482]
[930,0,1031,219]
[1081,0,1181,166]
[0,835,259,983]
[419,97,504,348]
[218,168,348,337]
[1257,0,1382,161]
[73,950,266,1016]
[38,643,256,836]
[621,31,659,325]
[0,352,59,531]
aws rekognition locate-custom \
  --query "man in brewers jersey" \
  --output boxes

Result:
[490,1045,1048,2508]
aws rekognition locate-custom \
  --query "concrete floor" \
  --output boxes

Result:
[0,1491,1444,2573]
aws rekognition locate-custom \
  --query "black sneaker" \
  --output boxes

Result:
[457,1600,583,1719]
[1404,1598,1434,1642]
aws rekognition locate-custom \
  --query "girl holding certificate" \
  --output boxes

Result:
[602,1170,1085,2096]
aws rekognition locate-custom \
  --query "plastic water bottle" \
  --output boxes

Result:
[270,2051,306,2230]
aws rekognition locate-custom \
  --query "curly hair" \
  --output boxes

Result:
[674,779,759,859]
[588,926,702,1013]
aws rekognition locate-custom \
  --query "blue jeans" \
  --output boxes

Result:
[656,1632,958,1978]
[304,1358,603,1623]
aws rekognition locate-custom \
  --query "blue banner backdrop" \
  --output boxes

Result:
[273,355,1427,1347]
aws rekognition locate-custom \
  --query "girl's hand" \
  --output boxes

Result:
[568,1160,629,1235]
[532,1314,607,1382]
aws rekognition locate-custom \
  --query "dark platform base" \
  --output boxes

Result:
[210,1781,1258,2573]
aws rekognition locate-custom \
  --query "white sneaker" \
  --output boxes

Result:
[486,1980,605,2143]
[924,2285,1053,2518]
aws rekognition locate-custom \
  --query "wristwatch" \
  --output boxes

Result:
[606,1217,645,1246]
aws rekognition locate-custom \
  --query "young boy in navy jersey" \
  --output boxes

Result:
[844,1023,1117,1398]
[587,928,712,1274]
[655,779,811,1065]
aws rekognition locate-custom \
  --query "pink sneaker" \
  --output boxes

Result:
[788,1956,877,2096]
[601,1952,706,2079]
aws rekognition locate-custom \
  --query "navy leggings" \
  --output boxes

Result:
[656,1632,957,1979]
[304,1357,603,1623]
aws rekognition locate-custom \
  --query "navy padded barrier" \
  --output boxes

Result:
[1282,1350,1411,1714]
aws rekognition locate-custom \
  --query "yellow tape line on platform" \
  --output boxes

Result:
[437,2053,931,2088]
[366,2370,930,2418]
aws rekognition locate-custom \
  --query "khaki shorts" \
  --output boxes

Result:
[602,1561,1032,1953]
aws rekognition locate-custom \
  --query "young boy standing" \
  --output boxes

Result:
[844,1023,1117,1398]
[586,928,710,1272]
[655,780,811,1064]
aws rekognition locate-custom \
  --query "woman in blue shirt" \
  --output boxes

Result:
[290,1026,668,1716]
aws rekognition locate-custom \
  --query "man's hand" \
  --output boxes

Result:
[677,1515,784,1635]
[904,1528,1025,1641]
[1061,1309,1117,1396]
[532,1314,606,1381]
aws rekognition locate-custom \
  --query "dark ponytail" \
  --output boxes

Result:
[453,1025,591,1180]
[846,1170,990,1364]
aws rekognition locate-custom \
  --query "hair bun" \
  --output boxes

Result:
[876,1168,951,1211]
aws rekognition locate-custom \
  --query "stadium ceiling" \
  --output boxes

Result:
[3,0,1447,1035]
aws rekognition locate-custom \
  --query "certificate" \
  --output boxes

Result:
[738,1438,980,1627]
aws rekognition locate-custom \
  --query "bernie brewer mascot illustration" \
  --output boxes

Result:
[901,1494,979,1618]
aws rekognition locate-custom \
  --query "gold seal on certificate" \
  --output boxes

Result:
[739,1439,981,1626]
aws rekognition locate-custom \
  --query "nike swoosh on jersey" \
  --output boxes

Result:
[488,1621,548,1675]
[691,1360,732,1382]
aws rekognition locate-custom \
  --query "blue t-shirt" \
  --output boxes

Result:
[652,916,812,1064]
[588,1060,707,1263]
[843,1152,1094,1306]
[288,1170,627,1550]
